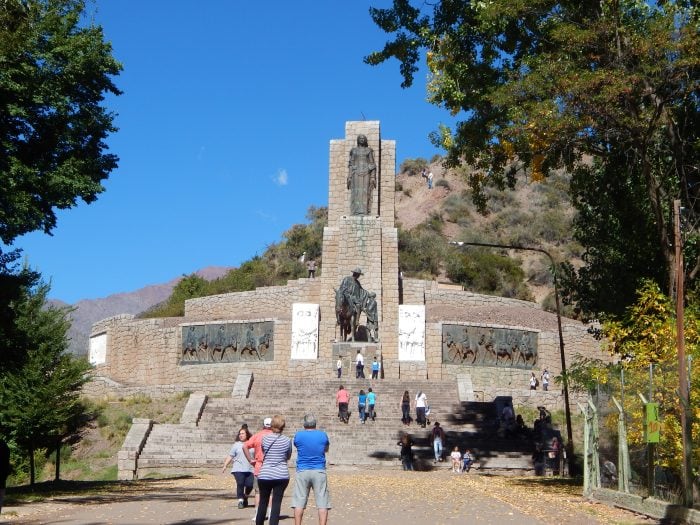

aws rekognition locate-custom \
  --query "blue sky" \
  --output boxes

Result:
[15,1,451,304]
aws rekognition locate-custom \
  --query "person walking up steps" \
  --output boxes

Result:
[366,388,376,421]
[336,385,349,424]
[358,389,367,423]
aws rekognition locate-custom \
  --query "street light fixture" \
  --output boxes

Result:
[449,240,574,462]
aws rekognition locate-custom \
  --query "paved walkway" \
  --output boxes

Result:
[2,469,658,525]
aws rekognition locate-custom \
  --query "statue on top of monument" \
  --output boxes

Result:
[347,134,377,215]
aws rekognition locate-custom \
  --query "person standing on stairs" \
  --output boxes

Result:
[431,421,445,463]
[400,390,411,425]
[355,349,365,378]
[415,390,428,428]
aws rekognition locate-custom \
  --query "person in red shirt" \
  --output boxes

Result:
[244,417,273,514]
[335,385,349,423]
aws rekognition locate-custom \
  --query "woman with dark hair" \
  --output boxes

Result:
[256,415,292,525]
[358,389,367,424]
[400,390,411,425]
[222,426,254,509]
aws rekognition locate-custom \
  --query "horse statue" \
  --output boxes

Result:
[335,287,365,341]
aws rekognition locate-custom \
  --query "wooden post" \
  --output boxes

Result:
[612,396,630,492]
[673,199,694,507]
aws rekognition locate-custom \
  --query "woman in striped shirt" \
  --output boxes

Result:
[256,415,292,525]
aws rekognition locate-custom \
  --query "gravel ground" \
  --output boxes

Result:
[1,468,658,525]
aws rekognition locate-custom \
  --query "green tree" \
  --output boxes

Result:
[0,277,90,486]
[0,0,122,247]
[0,252,39,374]
[366,0,700,316]
[568,281,700,478]
[446,248,533,300]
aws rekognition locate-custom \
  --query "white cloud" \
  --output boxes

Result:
[273,168,288,186]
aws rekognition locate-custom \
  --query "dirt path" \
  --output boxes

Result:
[2,469,657,525]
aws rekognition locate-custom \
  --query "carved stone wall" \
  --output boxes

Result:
[442,324,538,368]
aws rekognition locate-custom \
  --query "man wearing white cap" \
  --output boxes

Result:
[244,417,273,516]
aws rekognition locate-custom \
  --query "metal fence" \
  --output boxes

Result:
[577,361,698,507]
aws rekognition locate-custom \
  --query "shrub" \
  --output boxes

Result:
[435,178,451,190]
[399,157,428,176]
[443,194,471,223]
[398,226,446,276]
[447,249,534,301]
[403,188,412,197]
[395,181,403,191]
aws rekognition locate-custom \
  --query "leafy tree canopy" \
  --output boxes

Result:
[0,0,122,247]
[367,0,700,316]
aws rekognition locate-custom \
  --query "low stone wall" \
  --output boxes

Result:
[590,488,700,524]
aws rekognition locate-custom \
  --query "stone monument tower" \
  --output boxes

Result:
[319,121,399,377]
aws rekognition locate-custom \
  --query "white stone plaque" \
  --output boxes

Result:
[291,303,319,359]
[398,305,425,361]
[89,333,107,365]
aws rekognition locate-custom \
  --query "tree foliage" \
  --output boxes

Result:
[0,0,122,247]
[0,276,90,486]
[366,0,700,316]
[565,281,699,480]
[446,248,534,300]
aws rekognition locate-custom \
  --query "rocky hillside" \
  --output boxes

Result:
[394,160,580,306]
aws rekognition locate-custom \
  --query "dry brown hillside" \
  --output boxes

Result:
[394,159,582,307]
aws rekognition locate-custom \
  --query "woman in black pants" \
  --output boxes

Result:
[400,390,411,425]
[256,415,292,525]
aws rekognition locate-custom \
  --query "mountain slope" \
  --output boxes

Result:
[61,266,231,355]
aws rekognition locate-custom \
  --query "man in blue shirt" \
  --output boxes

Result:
[292,414,330,525]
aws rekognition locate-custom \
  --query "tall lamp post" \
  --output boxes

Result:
[449,241,574,461]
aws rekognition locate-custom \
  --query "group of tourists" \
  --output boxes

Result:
[334,385,433,428]
[397,422,477,472]
[340,350,380,379]
[529,369,550,390]
[399,389,430,428]
[222,414,331,525]
[335,385,377,424]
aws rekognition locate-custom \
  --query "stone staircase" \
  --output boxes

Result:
[127,377,539,478]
